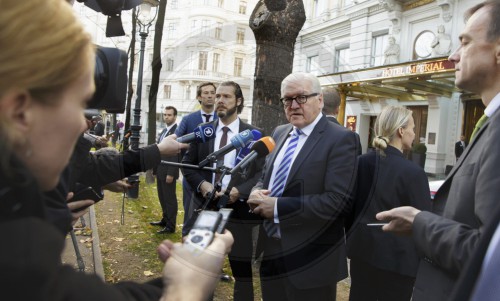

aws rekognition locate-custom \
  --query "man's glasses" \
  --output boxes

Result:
[280,93,319,107]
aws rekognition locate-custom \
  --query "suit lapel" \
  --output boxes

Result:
[264,125,293,187]
[208,120,218,153]
[158,128,168,143]
[286,117,326,185]
[436,117,492,200]
[168,124,177,135]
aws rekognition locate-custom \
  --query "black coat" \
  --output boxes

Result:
[347,146,431,277]
[0,156,163,300]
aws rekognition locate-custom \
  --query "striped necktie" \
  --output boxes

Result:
[264,128,302,238]
[471,114,489,141]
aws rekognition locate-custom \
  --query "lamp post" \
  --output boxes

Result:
[128,0,159,198]
[160,104,165,127]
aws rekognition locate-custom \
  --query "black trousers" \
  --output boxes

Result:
[226,219,256,301]
[259,236,337,301]
[349,259,415,301]
[156,167,177,230]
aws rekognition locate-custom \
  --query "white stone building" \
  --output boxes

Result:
[294,0,484,175]
[74,0,257,140]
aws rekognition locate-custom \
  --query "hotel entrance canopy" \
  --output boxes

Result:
[318,56,461,124]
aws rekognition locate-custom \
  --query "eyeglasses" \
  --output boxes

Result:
[280,93,319,107]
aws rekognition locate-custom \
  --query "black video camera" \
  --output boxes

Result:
[88,46,128,113]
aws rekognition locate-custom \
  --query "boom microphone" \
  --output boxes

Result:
[199,129,255,168]
[176,122,215,144]
[235,129,262,165]
[231,136,275,174]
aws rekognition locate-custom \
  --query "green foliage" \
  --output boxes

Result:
[411,143,427,154]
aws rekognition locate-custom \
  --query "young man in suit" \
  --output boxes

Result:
[248,72,359,301]
[174,82,218,232]
[150,106,179,234]
[454,134,467,160]
[376,2,500,300]
[182,81,264,301]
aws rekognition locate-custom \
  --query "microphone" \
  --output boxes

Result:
[176,122,215,144]
[199,129,255,168]
[231,136,275,174]
[235,129,262,165]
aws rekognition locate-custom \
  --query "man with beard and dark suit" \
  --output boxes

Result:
[150,106,179,234]
[248,72,359,301]
[182,81,264,301]
[376,1,500,300]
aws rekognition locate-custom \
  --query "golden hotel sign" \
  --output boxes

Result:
[381,59,455,78]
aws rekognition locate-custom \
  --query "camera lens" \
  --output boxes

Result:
[191,235,203,243]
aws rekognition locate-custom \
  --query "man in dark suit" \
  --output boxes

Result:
[376,2,500,300]
[454,135,467,160]
[150,106,179,234]
[248,72,359,301]
[174,82,218,233]
[450,203,500,301]
[322,86,341,125]
[182,81,264,301]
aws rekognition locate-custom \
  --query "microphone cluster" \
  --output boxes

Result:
[174,124,276,174]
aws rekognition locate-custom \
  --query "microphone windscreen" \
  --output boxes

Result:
[230,129,254,148]
[251,137,275,157]
[196,123,215,142]
[250,129,262,142]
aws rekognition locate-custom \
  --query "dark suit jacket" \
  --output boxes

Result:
[175,110,217,137]
[454,140,467,159]
[347,146,431,277]
[326,115,341,125]
[411,108,500,301]
[154,124,179,178]
[182,119,264,220]
[255,116,359,289]
[450,203,500,301]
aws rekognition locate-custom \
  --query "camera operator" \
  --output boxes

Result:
[0,0,233,300]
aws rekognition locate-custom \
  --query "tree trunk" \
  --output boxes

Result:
[123,8,138,151]
[250,0,305,134]
[147,0,167,144]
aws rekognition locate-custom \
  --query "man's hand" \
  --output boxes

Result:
[160,231,234,301]
[376,206,421,236]
[102,179,131,193]
[66,192,94,226]
[247,189,276,219]
[200,181,214,199]
[166,175,174,184]
[215,187,239,204]
[158,134,188,157]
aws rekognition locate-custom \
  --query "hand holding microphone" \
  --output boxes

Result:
[175,122,216,144]
[199,129,256,168]
[158,123,215,157]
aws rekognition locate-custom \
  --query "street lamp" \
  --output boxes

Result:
[128,0,159,198]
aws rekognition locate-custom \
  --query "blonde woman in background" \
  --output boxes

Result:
[0,0,231,300]
[346,106,431,301]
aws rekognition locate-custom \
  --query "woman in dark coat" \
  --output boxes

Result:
[347,106,431,301]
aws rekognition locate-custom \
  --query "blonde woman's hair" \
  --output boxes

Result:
[0,0,94,174]
[372,106,413,152]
